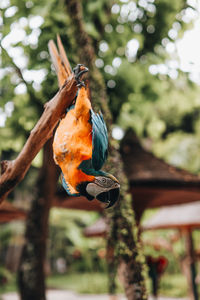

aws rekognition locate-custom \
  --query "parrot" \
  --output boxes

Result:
[48,36,120,208]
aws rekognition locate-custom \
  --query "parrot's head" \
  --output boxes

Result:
[78,173,120,208]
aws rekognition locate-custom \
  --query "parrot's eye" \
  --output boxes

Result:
[96,177,113,187]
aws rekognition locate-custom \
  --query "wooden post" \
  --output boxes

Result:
[181,228,198,300]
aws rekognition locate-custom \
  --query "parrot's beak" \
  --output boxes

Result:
[96,186,120,208]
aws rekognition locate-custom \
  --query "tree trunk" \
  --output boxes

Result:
[18,138,58,300]
[65,1,147,299]
[181,228,198,300]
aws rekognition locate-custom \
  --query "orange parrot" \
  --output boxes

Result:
[48,36,120,208]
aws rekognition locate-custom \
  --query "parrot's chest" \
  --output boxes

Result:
[53,108,93,186]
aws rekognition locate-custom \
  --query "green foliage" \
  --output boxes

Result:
[46,272,121,294]
[1,0,199,172]
[1,271,199,297]
[159,273,188,297]
[0,221,24,253]
[82,0,191,121]
[153,132,200,173]
[0,268,15,295]
[0,225,12,248]
[1,1,200,296]
[0,272,123,295]
[48,209,106,273]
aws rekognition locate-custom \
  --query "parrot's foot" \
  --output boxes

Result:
[73,64,88,87]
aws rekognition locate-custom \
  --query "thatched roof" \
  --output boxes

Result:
[83,218,107,237]
[120,130,200,186]
[84,201,200,237]
[0,201,27,223]
[119,131,200,217]
[143,201,200,230]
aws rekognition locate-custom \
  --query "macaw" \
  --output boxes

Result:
[48,36,120,208]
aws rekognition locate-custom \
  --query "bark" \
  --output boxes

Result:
[17,138,59,300]
[0,74,77,202]
[65,1,147,299]
[181,229,198,300]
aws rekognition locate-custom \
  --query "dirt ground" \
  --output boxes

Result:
[1,290,189,300]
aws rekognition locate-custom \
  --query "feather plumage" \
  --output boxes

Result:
[91,110,108,171]
[49,36,119,207]
[48,37,71,87]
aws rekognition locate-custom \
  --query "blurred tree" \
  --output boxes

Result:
[17,138,58,299]
[1,0,199,299]
[65,1,147,298]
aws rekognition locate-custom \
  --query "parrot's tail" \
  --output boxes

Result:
[48,35,72,88]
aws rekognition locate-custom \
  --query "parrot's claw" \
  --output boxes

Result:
[77,81,86,88]
[73,64,89,88]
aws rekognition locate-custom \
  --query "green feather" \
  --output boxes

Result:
[78,159,107,176]
[90,109,108,171]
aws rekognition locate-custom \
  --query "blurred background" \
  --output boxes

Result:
[1,0,200,299]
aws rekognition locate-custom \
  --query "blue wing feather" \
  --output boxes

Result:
[91,109,108,171]
[61,174,81,197]
[78,109,108,175]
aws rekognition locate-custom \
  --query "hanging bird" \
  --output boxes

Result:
[48,36,120,208]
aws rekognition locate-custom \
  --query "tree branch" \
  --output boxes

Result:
[0,75,78,202]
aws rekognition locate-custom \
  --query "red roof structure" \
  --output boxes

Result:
[84,217,107,237]
[120,131,200,220]
[0,201,27,223]
[143,201,200,230]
